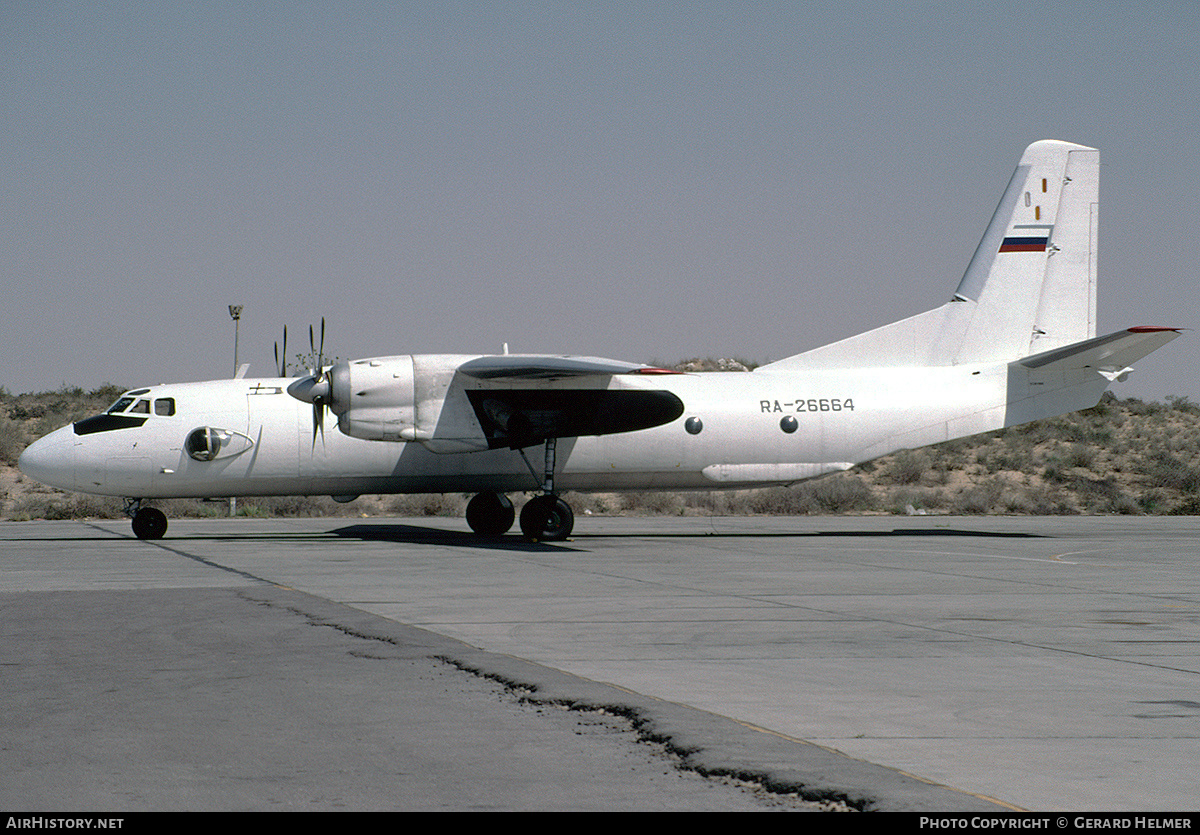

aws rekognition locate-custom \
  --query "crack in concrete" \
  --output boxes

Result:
[242,590,857,810]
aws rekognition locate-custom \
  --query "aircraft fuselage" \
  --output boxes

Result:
[19,358,1021,501]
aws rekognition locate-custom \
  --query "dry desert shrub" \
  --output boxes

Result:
[386,493,468,517]
[883,450,927,485]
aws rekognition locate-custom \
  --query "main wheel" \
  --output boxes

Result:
[131,507,168,540]
[465,492,515,536]
[519,495,574,542]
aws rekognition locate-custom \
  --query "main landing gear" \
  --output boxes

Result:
[125,499,168,540]
[465,491,574,542]
[518,494,573,541]
[465,437,576,542]
[465,492,515,537]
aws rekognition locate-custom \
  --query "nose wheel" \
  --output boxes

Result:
[130,505,168,540]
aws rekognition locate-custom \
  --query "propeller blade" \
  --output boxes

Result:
[311,401,324,449]
[274,325,289,377]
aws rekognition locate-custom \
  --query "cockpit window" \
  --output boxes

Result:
[154,398,175,416]
[78,392,158,435]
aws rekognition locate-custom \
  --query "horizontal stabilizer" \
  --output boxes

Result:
[1016,327,1182,377]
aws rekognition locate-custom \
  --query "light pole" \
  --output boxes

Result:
[228,305,243,376]
[227,305,242,518]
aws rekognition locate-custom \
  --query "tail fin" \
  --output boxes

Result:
[952,139,1097,362]
[759,140,1098,371]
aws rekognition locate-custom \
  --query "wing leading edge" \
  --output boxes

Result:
[458,355,681,380]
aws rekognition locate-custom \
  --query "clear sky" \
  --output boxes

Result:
[4,1,1197,401]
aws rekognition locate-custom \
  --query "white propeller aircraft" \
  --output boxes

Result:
[19,140,1181,541]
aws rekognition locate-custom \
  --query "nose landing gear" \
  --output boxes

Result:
[125,499,168,540]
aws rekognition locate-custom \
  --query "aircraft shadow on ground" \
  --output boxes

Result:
[328,522,1049,545]
[330,523,586,551]
[569,528,1050,540]
[813,527,1047,539]
[1,522,1049,546]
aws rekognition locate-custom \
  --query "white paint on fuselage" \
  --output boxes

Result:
[21,360,1020,501]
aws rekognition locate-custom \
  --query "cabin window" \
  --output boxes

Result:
[129,399,150,414]
[154,398,175,416]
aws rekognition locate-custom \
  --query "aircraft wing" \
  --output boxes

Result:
[454,355,685,449]
[458,355,679,379]
[1017,326,1182,380]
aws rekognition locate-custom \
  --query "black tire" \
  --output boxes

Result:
[519,495,574,542]
[465,492,515,537]
[131,507,168,540]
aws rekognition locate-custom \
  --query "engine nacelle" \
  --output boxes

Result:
[331,356,416,441]
[327,355,490,452]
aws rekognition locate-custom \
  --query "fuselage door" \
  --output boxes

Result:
[245,383,299,481]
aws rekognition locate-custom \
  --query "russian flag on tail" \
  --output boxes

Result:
[998,234,1049,253]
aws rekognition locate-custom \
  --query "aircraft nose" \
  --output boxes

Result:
[17,427,77,491]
